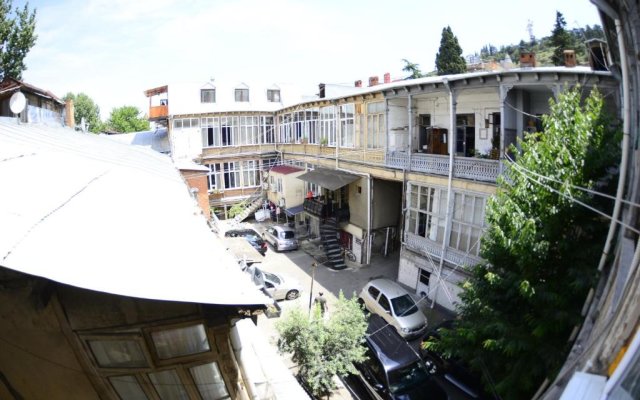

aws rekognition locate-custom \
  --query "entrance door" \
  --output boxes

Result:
[455,114,475,157]
[418,114,431,152]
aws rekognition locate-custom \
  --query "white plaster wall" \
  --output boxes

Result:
[388,98,409,151]
[398,256,420,290]
[171,127,202,160]
[348,179,368,229]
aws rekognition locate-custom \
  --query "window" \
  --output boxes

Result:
[419,269,431,286]
[320,105,336,146]
[190,362,230,400]
[201,89,216,103]
[151,324,210,360]
[173,118,199,129]
[449,193,486,256]
[267,89,280,102]
[88,339,148,368]
[235,88,249,102]
[276,177,283,193]
[406,185,446,244]
[148,369,188,400]
[368,285,380,299]
[378,294,391,312]
[202,117,220,147]
[223,162,241,189]
[220,117,234,146]
[241,160,259,187]
[340,104,355,147]
[261,116,275,144]
[240,116,259,145]
[207,164,220,191]
[367,102,385,149]
[109,375,149,400]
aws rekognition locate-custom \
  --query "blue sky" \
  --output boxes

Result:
[18,0,602,121]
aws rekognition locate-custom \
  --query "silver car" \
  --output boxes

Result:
[358,278,428,339]
[263,225,298,252]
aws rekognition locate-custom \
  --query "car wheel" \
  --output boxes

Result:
[285,290,299,300]
[357,298,369,313]
[275,243,279,252]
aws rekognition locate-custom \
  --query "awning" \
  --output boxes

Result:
[297,168,360,191]
[284,204,304,217]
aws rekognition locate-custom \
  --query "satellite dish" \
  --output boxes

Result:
[9,92,26,114]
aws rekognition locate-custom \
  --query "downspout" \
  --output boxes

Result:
[432,79,456,308]
[593,4,631,273]
[336,102,340,169]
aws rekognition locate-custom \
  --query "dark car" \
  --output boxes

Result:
[224,228,267,256]
[416,320,496,400]
[354,314,447,400]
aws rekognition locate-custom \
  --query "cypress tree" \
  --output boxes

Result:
[435,26,467,75]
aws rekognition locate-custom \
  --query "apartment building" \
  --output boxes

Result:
[146,66,618,312]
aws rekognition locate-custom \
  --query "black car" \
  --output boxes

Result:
[354,314,447,400]
[224,228,268,256]
[416,320,496,400]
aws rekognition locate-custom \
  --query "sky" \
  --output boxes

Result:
[17,0,603,121]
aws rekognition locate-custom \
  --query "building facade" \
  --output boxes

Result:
[146,67,618,312]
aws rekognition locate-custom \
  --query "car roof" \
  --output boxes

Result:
[366,314,422,372]
[366,278,411,298]
[271,225,294,232]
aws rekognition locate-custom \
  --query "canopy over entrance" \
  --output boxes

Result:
[297,168,360,191]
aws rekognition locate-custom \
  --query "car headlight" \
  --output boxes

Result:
[401,327,411,333]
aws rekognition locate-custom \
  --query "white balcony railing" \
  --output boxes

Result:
[405,232,483,269]
[385,151,501,183]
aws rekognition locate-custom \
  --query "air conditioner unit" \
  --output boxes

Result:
[278,198,286,207]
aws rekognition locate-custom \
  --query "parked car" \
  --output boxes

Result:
[262,225,298,252]
[416,320,495,399]
[262,269,302,301]
[224,228,267,256]
[243,264,301,301]
[358,278,427,339]
[353,314,447,400]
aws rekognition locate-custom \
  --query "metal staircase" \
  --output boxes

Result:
[320,218,347,270]
[233,193,265,223]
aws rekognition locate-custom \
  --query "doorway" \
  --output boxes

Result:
[456,114,475,157]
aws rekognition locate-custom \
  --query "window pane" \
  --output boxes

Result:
[151,324,210,360]
[148,370,188,400]
[190,362,230,400]
[88,340,148,368]
[109,375,149,400]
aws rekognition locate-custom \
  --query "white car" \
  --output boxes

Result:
[252,267,302,301]
[263,225,298,252]
[358,278,427,339]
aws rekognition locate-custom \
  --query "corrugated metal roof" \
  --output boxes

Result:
[0,118,270,306]
[103,128,171,154]
[270,165,303,175]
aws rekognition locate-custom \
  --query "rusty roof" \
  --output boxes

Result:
[0,77,64,104]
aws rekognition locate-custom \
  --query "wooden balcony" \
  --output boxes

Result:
[149,105,168,120]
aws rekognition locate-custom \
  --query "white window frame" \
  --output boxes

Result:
[267,89,280,102]
[223,162,241,189]
[242,160,259,188]
[207,163,221,191]
[340,104,355,148]
[201,88,216,103]
[235,88,249,102]
[366,101,385,149]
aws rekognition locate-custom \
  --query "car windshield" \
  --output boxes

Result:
[263,272,281,285]
[281,231,295,239]
[388,361,430,394]
[391,294,418,317]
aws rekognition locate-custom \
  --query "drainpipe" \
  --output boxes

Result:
[336,102,340,169]
[592,6,631,274]
[431,79,456,308]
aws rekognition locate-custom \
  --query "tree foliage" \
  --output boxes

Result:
[402,59,423,79]
[426,87,620,400]
[550,11,573,66]
[63,92,104,133]
[106,105,150,133]
[276,292,367,398]
[435,26,466,76]
[0,0,36,80]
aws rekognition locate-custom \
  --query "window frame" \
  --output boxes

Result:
[267,89,281,102]
[201,88,216,103]
[235,88,249,102]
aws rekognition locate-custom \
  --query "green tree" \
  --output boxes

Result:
[63,92,104,133]
[276,292,367,398]
[425,87,619,400]
[402,58,423,79]
[550,11,573,66]
[0,0,36,80]
[435,26,467,75]
[106,106,150,133]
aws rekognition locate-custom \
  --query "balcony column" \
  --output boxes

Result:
[407,94,413,170]
[384,98,390,165]
[499,84,513,160]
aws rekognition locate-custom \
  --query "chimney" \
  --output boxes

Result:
[354,80,362,88]
[384,73,391,84]
[368,76,379,87]
[65,99,75,128]
[563,50,576,67]
[519,51,536,68]
[587,39,609,71]
[318,83,326,99]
